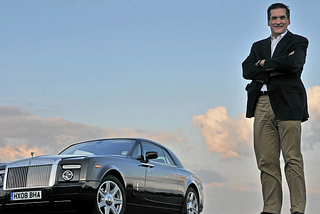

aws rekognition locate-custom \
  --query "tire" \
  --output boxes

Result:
[92,175,126,214]
[180,187,199,214]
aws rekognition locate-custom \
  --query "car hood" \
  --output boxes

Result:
[5,155,88,168]
[5,154,126,168]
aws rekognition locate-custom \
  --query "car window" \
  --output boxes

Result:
[142,142,167,164]
[132,143,143,160]
[163,149,176,166]
[59,139,136,156]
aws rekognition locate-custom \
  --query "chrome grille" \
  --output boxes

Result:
[6,165,52,189]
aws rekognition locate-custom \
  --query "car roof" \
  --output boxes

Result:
[64,138,184,168]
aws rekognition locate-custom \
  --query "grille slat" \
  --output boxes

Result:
[27,165,52,187]
[6,165,52,189]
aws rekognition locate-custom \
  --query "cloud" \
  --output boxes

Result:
[0,144,45,163]
[302,85,320,150]
[192,106,253,159]
[0,106,32,117]
[307,188,320,195]
[307,85,320,117]
[0,106,186,162]
[192,169,227,185]
[192,86,320,159]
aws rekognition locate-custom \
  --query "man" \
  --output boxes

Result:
[242,3,308,214]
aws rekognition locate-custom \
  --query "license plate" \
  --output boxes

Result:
[10,191,42,201]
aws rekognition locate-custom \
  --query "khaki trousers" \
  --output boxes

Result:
[254,95,306,214]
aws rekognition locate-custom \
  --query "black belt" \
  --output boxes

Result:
[260,91,268,95]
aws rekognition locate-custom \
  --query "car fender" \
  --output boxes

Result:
[93,162,126,188]
[178,171,204,212]
[187,174,204,212]
[185,176,200,196]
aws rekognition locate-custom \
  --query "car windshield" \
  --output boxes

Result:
[59,139,136,156]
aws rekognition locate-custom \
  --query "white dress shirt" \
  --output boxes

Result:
[261,30,288,92]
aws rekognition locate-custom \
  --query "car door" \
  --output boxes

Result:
[141,141,179,205]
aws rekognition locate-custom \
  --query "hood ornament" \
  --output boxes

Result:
[31,152,34,158]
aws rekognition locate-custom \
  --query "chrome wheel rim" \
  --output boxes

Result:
[97,180,123,214]
[186,191,198,214]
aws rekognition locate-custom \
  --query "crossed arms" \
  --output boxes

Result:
[242,35,308,83]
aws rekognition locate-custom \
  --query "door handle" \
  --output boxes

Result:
[139,163,154,168]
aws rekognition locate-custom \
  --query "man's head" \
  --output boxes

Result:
[267,3,290,38]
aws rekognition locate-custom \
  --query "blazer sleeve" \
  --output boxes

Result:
[242,42,271,84]
[263,36,308,74]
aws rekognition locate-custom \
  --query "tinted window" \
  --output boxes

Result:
[142,142,167,164]
[59,139,136,156]
[132,143,142,160]
[163,149,176,166]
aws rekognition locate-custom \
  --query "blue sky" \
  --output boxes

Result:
[1,0,320,213]
[2,0,319,128]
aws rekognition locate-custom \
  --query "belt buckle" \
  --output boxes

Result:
[260,91,268,95]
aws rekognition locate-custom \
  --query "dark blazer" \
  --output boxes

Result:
[242,31,309,122]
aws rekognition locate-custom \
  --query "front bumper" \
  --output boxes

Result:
[0,181,99,213]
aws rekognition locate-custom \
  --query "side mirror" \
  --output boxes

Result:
[145,151,158,162]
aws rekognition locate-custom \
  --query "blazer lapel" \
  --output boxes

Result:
[272,31,293,58]
[263,38,271,59]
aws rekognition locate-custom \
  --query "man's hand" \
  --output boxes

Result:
[255,59,265,67]
[257,51,293,67]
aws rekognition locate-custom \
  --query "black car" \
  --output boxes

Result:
[0,138,204,214]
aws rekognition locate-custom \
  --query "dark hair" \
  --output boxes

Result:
[267,3,290,21]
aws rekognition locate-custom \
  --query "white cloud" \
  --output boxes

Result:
[307,85,320,118]
[0,144,44,163]
[192,86,320,159]
[303,86,320,150]
[192,106,253,159]
[0,106,186,162]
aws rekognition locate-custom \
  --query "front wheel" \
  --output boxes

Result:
[92,175,126,214]
[180,187,199,214]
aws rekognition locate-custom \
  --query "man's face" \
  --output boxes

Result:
[268,8,290,38]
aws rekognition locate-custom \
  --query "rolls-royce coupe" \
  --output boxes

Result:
[0,138,204,214]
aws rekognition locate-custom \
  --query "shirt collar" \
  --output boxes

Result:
[271,30,288,41]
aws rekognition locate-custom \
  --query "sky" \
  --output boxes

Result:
[1,0,320,213]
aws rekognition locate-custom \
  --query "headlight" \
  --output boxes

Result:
[62,164,81,169]
[60,164,81,182]
[62,170,74,181]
